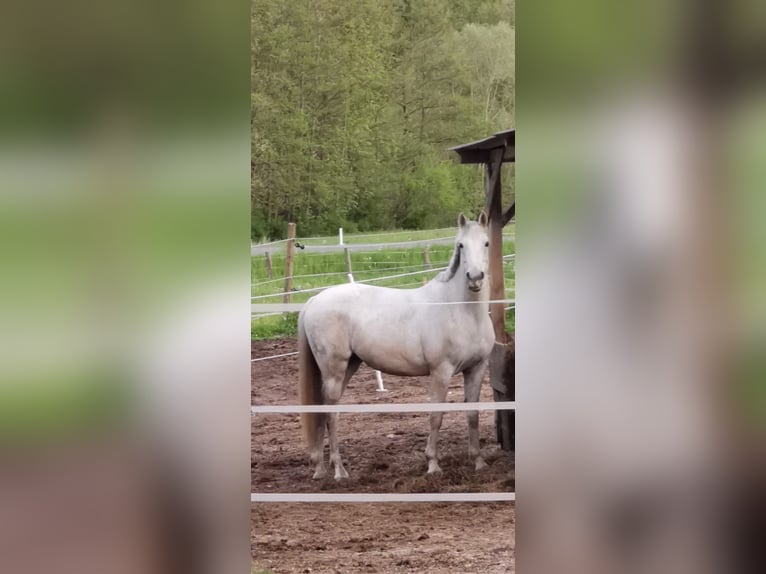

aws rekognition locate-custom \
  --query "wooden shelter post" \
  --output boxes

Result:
[449,129,515,452]
[485,148,505,340]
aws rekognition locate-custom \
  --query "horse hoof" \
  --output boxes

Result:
[334,468,350,481]
[475,458,488,471]
[427,462,442,474]
[312,466,328,479]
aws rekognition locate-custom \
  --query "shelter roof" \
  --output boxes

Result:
[449,129,515,164]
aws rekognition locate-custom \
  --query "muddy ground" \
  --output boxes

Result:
[252,338,515,573]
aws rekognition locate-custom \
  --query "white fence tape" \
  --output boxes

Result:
[252,228,514,249]
[252,237,453,255]
[250,284,332,301]
[357,267,444,285]
[252,299,515,313]
[250,238,290,248]
[251,303,304,313]
[252,262,442,288]
[288,227,456,245]
[250,266,447,300]
[251,234,515,256]
[251,492,515,503]
[251,401,515,414]
[251,351,299,362]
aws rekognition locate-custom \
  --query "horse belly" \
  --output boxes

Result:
[363,354,430,377]
[351,322,429,377]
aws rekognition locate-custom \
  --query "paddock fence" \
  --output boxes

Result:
[251,226,515,504]
[251,226,515,316]
[251,227,516,256]
[250,362,516,504]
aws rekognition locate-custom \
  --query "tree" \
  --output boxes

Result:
[251,0,515,237]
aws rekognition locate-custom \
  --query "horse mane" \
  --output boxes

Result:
[435,240,461,282]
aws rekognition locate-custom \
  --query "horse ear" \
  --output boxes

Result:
[458,213,467,228]
[478,210,489,227]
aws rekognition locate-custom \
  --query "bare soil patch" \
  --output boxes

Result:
[252,338,515,573]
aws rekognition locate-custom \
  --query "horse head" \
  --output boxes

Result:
[448,211,490,293]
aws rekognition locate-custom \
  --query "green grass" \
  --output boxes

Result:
[252,239,515,339]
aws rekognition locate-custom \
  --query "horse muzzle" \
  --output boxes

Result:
[466,271,485,292]
[468,280,483,293]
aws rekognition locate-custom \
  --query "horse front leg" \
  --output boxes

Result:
[425,365,452,474]
[463,361,488,471]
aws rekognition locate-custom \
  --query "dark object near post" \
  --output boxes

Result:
[449,129,515,451]
[489,333,515,451]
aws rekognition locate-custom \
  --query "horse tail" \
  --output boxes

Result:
[298,314,324,450]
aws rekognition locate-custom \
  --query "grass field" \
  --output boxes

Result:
[251,232,515,339]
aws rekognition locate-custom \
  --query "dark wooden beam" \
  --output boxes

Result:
[485,149,505,342]
[501,202,515,227]
[454,145,515,165]
[483,148,505,217]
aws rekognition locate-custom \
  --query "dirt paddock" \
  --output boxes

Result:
[252,338,515,573]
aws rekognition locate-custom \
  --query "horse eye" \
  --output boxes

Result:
[484,241,489,247]
[458,243,463,249]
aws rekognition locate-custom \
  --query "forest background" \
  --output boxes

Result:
[252,0,515,239]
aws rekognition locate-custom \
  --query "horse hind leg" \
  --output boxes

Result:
[308,405,328,479]
[323,356,359,481]
[324,378,348,480]
[310,436,327,479]
[326,413,347,480]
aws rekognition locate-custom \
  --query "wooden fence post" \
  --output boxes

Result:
[422,246,431,285]
[283,223,296,304]
[423,246,431,268]
[264,251,273,279]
